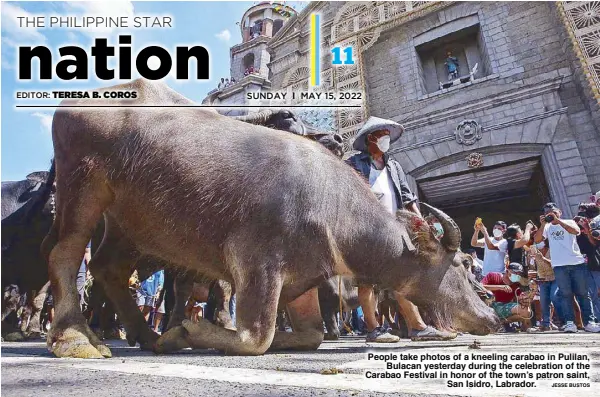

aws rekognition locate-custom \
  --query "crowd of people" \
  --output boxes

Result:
[215,67,259,91]
[127,269,236,334]
[243,65,258,76]
[217,77,237,90]
[466,198,600,333]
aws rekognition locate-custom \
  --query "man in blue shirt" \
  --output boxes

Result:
[137,270,164,322]
[445,51,459,80]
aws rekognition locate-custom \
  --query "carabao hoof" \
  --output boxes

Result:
[153,325,191,353]
[95,344,113,358]
[48,332,106,359]
[47,328,111,359]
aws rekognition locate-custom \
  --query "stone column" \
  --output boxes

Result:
[541,145,574,217]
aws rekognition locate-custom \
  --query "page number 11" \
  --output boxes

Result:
[331,47,355,65]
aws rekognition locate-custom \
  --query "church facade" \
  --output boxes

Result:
[205,1,600,227]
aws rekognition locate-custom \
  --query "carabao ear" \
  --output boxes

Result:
[456,251,473,269]
[26,171,49,184]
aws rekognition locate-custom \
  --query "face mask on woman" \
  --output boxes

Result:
[433,222,444,238]
[376,136,391,153]
[492,228,503,238]
[509,274,520,283]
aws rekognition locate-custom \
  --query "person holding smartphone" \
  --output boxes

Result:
[471,220,508,275]
[534,202,600,333]
[575,203,600,320]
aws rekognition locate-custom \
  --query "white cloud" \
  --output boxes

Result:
[2,59,14,70]
[66,31,79,42]
[1,4,47,74]
[1,3,48,43]
[2,36,16,46]
[60,1,135,37]
[215,29,231,42]
[32,112,53,134]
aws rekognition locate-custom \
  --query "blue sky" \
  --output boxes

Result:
[1,1,307,181]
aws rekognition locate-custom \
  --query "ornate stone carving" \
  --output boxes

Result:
[466,152,484,168]
[296,108,336,132]
[455,120,482,146]
[331,1,442,43]
[282,66,310,87]
[359,28,382,51]
[559,1,600,103]
[566,1,600,29]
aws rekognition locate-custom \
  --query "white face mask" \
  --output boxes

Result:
[376,136,391,152]
[433,223,444,237]
[492,229,503,238]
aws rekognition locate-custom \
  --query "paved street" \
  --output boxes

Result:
[2,333,599,396]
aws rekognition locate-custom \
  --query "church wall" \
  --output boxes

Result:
[359,1,600,212]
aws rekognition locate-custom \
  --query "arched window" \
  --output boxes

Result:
[273,19,284,36]
[243,53,255,76]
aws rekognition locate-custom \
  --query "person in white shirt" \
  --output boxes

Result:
[534,202,600,333]
[471,220,507,275]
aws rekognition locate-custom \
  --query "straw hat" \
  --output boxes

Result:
[352,117,404,152]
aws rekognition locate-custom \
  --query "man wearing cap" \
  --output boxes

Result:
[346,117,454,342]
[534,202,600,333]
[482,263,530,324]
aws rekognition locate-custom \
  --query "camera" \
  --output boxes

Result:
[578,202,600,219]
[544,214,554,222]
[590,216,600,238]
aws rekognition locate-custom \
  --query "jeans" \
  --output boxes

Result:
[588,270,600,319]
[351,308,366,333]
[229,294,236,328]
[554,264,595,325]
[538,281,561,327]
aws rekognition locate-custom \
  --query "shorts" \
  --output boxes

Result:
[136,292,155,308]
[157,298,165,314]
[491,301,518,320]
